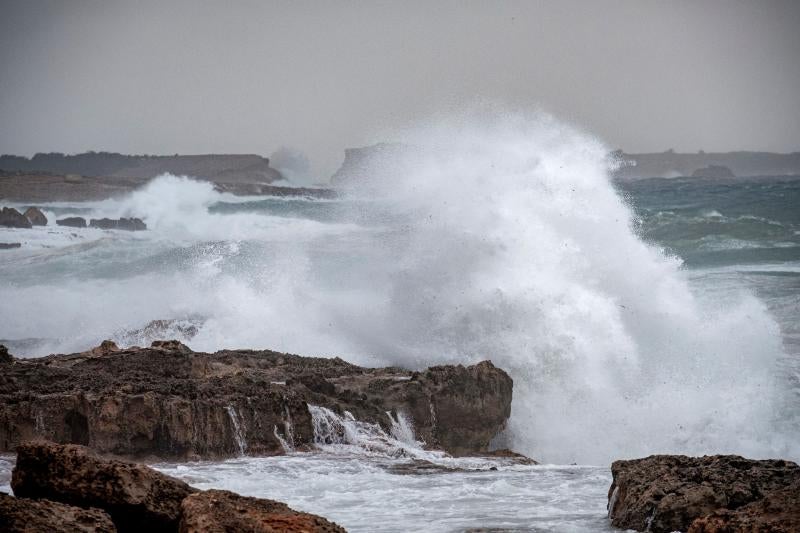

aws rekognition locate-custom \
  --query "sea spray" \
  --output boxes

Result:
[1,113,796,463]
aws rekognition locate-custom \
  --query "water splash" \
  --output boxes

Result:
[308,405,431,459]
[225,405,247,456]
[1,112,796,463]
[273,405,296,453]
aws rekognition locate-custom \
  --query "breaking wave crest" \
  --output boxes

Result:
[1,113,796,464]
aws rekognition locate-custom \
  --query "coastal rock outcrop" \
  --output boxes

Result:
[179,490,347,533]
[688,479,800,532]
[0,207,32,228]
[607,454,800,533]
[0,492,116,533]
[89,217,147,231]
[12,442,196,532]
[56,216,87,228]
[23,206,48,226]
[0,342,512,459]
[7,442,347,532]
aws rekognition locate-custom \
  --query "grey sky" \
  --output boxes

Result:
[1,0,799,176]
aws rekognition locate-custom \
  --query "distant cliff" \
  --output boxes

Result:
[331,144,800,185]
[612,150,800,179]
[0,152,283,184]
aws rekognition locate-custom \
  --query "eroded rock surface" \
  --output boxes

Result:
[56,216,87,228]
[179,489,347,533]
[23,207,48,226]
[608,454,800,533]
[0,207,32,228]
[0,342,512,459]
[0,492,116,532]
[11,441,196,532]
[688,479,800,533]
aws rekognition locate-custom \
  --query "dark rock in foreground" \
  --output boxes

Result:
[0,492,116,533]
[608,454,800,533]
[89,217,147,231]
[12,441,195,533]
[0,341,512,459]
[179,489,346,533]
[0,242,22,249]
[688,479,800,532]
[8,441,346,532]
[23,206,48,226]
[0,207,32,228]
[56,216,87,228]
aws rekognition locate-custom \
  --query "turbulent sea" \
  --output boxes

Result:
[1,121,799,531]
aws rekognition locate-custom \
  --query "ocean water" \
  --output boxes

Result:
[1,118,799,531]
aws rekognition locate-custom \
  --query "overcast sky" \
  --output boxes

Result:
[1,0,799,176]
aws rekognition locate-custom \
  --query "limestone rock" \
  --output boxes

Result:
[0,342,512,459]
[11,442,196,533]
[0,207,32,228]
[179,489,347,533]
[688,479,800,533]
[23,207,48,226]
[608,454,800,533]
[0,492,116,532]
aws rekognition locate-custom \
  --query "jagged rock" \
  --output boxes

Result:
[82,340,121,357]
[56,216,87,228]
[0,342,512,459]
[179,489,347,533]
[11,442,196,533]
[607,455,800,533]
[0,207,32,228]
[23,207,48,226]
[0,492,116,532]
[0,242,22,249]
[688,479,800,532]
[89,218,147,231]
[0,344,12,364]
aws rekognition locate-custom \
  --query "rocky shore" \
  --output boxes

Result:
[0,341,512,459]
[2,441,345,532]
[0,170,336,202]
[608,454,800,532]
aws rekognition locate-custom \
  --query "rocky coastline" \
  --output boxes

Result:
[2,441,345,532]
[0,341,513,460]
[1,341,799,531]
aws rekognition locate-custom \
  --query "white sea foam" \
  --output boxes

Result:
[0,112,795,464]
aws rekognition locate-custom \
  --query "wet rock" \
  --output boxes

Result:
[0,344,12,364]
[0,342,512,459]
[11,442,196,533]
[0,242,22,249]
[89,217,147,231]
[0,207,32,228]
[0,492,116,532]
[688,479,800,532]
[179,489,347,533]
[23,207,48,226]
[57,216,87,228]
[607,454,800,533]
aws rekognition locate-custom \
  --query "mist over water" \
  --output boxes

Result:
[1,115,797,464]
